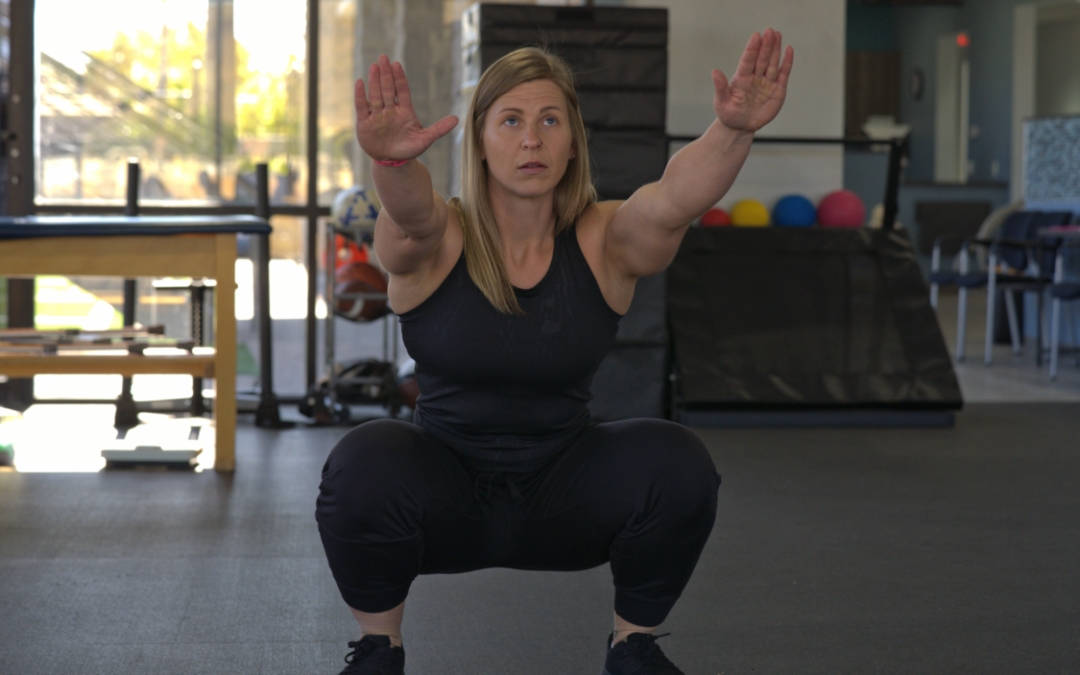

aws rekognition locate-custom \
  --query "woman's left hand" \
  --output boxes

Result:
[712,28,794,133]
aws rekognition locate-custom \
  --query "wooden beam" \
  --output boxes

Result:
[0,354,215,377]
[0,235,219,278]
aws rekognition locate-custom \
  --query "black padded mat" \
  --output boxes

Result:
[668,227,963,409]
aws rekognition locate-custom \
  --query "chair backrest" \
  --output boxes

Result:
[996,211,1039,270]
[1031,211,1074,272]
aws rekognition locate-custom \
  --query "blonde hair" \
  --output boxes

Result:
[449,47,596,315]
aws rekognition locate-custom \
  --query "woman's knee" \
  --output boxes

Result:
[611,419,721,514]
[317,419,429,529]
[323,419,421,478]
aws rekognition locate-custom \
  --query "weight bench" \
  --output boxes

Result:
[0,215,271,472]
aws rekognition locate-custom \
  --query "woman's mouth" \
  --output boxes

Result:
[518,161,547,173]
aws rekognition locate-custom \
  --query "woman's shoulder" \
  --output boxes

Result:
[574,199,623,252]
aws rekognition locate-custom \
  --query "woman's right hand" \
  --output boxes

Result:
[356,54,459,163]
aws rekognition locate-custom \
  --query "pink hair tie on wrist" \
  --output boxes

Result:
[374,158,409,167]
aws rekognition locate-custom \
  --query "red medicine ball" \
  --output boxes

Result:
[700,208,731,227]
[817,190,866,228]
[334,262,390,322]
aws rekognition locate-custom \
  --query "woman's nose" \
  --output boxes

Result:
[521,125,542,148]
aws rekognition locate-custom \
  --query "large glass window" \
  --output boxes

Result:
[36,0,307,208]
[318,0,359,204]
[32,0,327,396]
[25,0,406,401]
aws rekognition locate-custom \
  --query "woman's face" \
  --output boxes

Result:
[480,79,576,202]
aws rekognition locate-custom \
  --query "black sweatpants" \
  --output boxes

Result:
[315,417,721,627]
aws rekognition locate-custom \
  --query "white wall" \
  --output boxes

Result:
[1036,16,1080,117]
[624,0,847,209]
[1012,1,1080,202]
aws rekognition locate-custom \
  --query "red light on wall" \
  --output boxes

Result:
[957,33,970,48]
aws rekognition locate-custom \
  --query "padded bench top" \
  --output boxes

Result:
[0,215,271,239]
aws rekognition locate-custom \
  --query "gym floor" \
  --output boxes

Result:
[1,288,1078,674]
[1,403,1077,674]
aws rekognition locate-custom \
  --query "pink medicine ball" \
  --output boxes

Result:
[817,190,866,228]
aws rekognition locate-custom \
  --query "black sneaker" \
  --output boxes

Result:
[338,634,405,675]
[600,632,685,675]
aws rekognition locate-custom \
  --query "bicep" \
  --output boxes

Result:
[604,183,693,279]
[373,191,449,276]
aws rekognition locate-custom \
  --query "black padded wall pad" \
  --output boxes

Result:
[475,45,666,89]
[588,345,667,421]
[577,91,666,129]
[667,228,963,409]
[588,272,669,421]
[587,131,668,200]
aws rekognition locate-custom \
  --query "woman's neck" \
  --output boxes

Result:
[487,186,557,265]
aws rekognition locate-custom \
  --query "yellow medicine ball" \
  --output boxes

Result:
[730,199,771,227]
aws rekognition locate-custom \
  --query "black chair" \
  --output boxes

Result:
[983,211,1072,365]
[1049,237,1080,380]
[931,211,1072,363]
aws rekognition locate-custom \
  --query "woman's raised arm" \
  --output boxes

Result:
[604,29,794,279]
[359,55,459,275]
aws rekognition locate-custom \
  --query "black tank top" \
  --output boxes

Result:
[397,223,622,472]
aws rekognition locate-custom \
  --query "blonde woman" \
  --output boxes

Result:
[317,31,793,675]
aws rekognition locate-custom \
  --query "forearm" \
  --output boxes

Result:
[655,120,754,226]
[370,158,439,236]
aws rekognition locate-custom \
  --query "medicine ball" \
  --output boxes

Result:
[331,186,380,232]
[818,190,866,228]
[700,208,731,227]
[731,199,770,227]
[772,194,816,228]
[334,262,389,322]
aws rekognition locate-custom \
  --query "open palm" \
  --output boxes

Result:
[355,54,458,163]
[713,28,794,133]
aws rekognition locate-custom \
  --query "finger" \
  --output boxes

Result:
[754,28,773,77]
[392,61,413,111]
[354,78,370,122]
[712,68,729,97]
[379,54,396,106]
[777,45,795,89]
[424,115,459,142]
[368,61,384,109]
[767,31,783,79]
[735,32,760,78]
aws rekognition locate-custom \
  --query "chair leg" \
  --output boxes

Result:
[1066,304,1080,368]
[1004,290,1022,356]
[1036,290,1045,367]
[1050,297,1062,380]
[985,284,997,365]
[957,286,968,362]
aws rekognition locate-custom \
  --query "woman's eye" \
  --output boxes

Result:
[544,117,557,125]
[504,117,518,126]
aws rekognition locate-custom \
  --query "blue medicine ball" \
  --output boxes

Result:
[772,194,817,228]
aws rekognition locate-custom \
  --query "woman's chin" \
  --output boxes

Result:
[492,179,558,201]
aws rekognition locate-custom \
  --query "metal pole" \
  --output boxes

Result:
[123,161,139,328]
[325,215,338,415]
[883,138,904,231]
[115,161,141,428]
[305,0,320,389]
[213,0,223,195]
[254,163,289,427]
[2,0,36,410]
